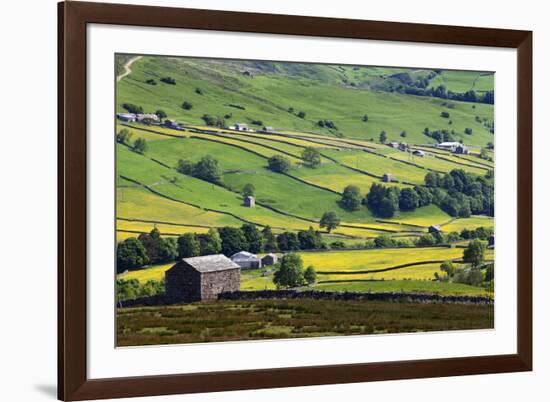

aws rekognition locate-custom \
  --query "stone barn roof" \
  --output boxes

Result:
[179,254,240,273]
[231,251,258,261]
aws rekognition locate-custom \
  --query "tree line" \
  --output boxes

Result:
[337,168,493,219]
[117,224,336,273]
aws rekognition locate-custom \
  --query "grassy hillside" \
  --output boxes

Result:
[115,55,495,304]
[116,56,494,147]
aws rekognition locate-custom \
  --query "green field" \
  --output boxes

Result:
[116,55,495,343]
[117,298,494,346]
[428,71,494,94]
[117,56,494,147]
[121,247,494,298]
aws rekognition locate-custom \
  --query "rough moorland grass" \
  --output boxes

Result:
[116,56,494,147]
[116,298,494,345]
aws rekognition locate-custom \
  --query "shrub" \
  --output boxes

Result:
[117,238,149,272]
[273,254,304,288]
[155,110,167,120]
[374,235,395,248]
[302,147,321,168]
[304,266,317,284]
[122,103,143,114]
[319,211,340,233]
[145,79,157,85]
[242,183,255,198]
[330,241,346,250]
[182,101,193,110]
[160,77,176,85]
[267,155,291,173]
[133,138,148,154]
[340,185,362,211]
[116,128,133,144]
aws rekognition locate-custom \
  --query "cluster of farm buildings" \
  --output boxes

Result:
[165,251,278,303]
[116,113,274,134]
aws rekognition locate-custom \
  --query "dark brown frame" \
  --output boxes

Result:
[58,1,532,400]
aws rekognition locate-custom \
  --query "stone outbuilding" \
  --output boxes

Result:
[231,251,262,269]
[165,254,240,303]
[244,195,255,207]
[428,225,442,234]
[260,253,278,266]
[382,173,393,183]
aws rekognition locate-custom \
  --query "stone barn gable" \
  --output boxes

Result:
[165,254,240,303]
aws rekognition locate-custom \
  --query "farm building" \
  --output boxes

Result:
[261,253,278,266]
[163,119,179,129]
[437,142,469,154]
[454,144,469,154]
[428,225,442,234]
[262,126,275,133]
[165,254,240,303]
[244,195,255,207]
[413,150,426,157]
[382,173,393,183]
[135,113,160,122]
[234,123,249,131]
[231,251,262,269]
[116,113,136,122]
[389,142,399,148]
[398,142,408,151]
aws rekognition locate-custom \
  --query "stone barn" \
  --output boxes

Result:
[244,195,255,207]
[428,225,442,234]
[261,253,278,266]
[165,254,240,303]
[231,251,262,269]
[382,173,393,183]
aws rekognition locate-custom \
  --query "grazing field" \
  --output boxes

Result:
[428,70,494,94]
[299,247,464,273]
[115,55,495,345]
[322,149,428,184]
[388,149,488,175]
[117,299,494,346]
[117,57,494,147]
[382,204,453,227]
[441,216,494,232]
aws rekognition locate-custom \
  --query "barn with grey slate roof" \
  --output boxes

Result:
[165,254,240,303]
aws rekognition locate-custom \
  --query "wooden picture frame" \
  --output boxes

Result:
[58,1,532,400]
